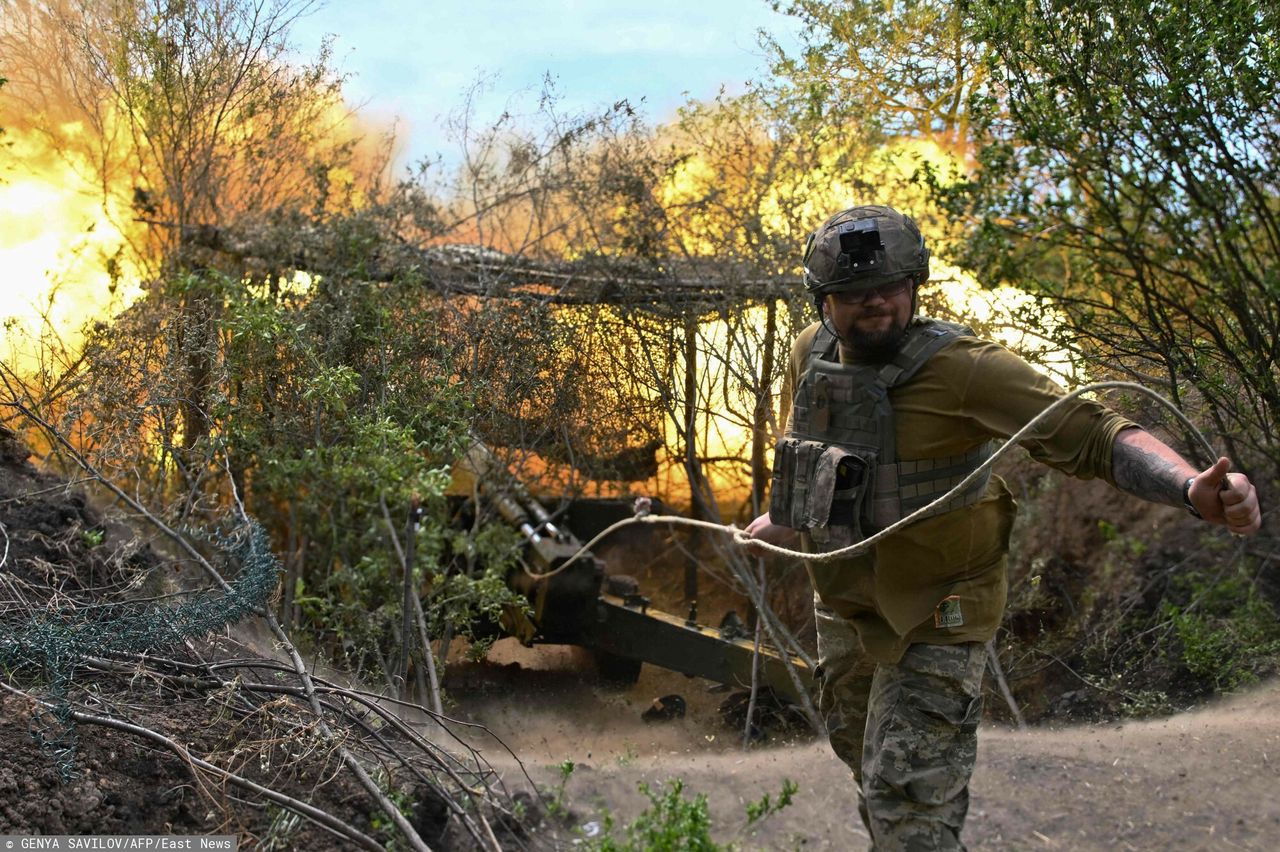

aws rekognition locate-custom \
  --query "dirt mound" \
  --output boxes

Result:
[0,426,363,844]
[0,425,530,848]
[0,691,207,835]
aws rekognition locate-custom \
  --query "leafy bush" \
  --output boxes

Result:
[585,779,719,852]
[578,775,798,850]
[50,232,540,681]
[1166,568,1280,691]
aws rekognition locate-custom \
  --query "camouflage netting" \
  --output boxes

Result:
[0,521,278,778]
[0,426,536,848]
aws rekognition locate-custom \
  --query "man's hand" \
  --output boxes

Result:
[744,511,800,556]
[1113,429,1262,535]
[1189,456,1262,535]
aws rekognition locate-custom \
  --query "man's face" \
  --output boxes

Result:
[823,277,914,359]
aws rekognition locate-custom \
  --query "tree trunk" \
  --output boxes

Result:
[683,314,700,602]
[751,298,778,516]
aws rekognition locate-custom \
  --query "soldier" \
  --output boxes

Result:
[745,204,1261,850]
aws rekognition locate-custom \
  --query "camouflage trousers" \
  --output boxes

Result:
[815,600,987,851]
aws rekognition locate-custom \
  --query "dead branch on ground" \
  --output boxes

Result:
[0,398,541,850]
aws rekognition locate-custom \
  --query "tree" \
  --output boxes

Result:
[767,0,986,153]
[2,0,364,265]
[1,0,373,453]
[946,0,1280,472]
[761,1,1001,260]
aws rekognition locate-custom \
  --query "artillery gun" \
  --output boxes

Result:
[454,442,812,706]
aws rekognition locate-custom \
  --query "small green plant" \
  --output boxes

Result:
[260,804,302,851]
[584,778,719,851]
[369,770,415,846]
[80,528,104,548]
[545,758,576,819]
[1116,687,1173,717]
[745,778,797,825]
[615,743,638,767]
[1098,519,1147,557]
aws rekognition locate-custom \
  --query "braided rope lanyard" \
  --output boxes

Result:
[522,381,1219,580]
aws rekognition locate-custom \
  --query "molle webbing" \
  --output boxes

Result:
[780,318,994,537]
[873,443,993,529]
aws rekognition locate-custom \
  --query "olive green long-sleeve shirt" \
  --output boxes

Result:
[783,320,1135,663]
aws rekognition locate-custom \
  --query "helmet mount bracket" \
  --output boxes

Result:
[835,220,885,273]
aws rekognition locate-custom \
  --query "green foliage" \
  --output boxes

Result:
[768,0,980,143]
[948,0,1280,469]
[744,778,798,825]
[260,805,303,852]
[1003,481,1279,722]
[544,759,577,820]
[211,271,529,673]
[58,231,542,680]
[584,779,719,852]
[1097,520,1147,558]
[1165,568,1280,691]
[426,527,527,646]
[369,773,414,845]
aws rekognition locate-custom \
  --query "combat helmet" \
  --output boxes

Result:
[802,205,931,297]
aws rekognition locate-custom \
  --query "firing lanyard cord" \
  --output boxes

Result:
[520,381,1219,580]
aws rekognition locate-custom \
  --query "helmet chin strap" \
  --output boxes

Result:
[815,295,846,343]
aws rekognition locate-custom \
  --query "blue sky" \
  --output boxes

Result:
[290,1,802,171]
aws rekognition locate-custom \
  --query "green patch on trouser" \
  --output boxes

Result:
[815,602,987,851]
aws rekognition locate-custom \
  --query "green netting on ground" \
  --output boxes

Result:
[0,520,280,779]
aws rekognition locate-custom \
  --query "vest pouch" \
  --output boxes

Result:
[771,439,877,545]
[770,438,826,529]
[805,445,876,551]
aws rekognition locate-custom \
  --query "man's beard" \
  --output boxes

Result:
[844,316,909,361]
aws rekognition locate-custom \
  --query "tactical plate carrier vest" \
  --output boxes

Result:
[769,319,994,551]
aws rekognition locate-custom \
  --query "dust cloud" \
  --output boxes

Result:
[449,642,1280,850]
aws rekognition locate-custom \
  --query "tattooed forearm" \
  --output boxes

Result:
[1111,437,1185,506]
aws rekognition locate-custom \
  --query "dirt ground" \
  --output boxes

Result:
[455,640,1280,851]
[3,421,1277,850]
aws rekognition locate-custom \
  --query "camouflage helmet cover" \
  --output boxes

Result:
[802,204,931,295]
